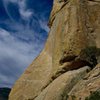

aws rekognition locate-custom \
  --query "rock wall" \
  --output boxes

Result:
[9,0,100,100]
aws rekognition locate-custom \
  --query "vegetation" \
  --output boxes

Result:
[79,46,100,68]
[85,90,100,100]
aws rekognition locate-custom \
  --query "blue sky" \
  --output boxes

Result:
[0,0,53,88]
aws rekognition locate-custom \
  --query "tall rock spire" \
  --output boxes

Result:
[9,0,100,100]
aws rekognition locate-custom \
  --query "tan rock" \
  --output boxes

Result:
[48,0,65,27]
[9,0,100,100]
[35,66,90,100]
[66,63,100,100]
[51,0,98,74]
[9,32,53,100]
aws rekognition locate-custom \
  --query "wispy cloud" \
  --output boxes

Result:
[5,0,18,3]
[18,0,33,20]
[0,28,44,87]
[39,20,49,33]
[0,0,52,88]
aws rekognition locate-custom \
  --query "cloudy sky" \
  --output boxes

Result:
[0,0,53,88]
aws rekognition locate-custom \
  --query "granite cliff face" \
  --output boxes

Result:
[9,0,100,100]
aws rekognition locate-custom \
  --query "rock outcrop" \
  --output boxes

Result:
[34,66,90,100]
[9,0,100,100]
[67,63,100,100]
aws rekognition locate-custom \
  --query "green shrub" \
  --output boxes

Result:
[85,90,100,100]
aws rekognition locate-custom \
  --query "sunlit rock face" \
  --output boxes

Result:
[9,0,100,100]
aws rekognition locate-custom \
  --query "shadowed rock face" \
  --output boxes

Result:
[9,0,100,100]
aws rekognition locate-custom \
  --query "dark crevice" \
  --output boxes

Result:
[88,0,100,3]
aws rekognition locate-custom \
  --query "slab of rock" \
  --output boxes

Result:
[66,63,100,100]
[51,0,99,74]
[35,66,90,100]
[9,33,53,100]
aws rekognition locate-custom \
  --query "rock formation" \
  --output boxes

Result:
[9,0,100,100]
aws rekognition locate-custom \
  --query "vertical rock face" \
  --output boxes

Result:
[51,0,97,73]
[9,0,100,100]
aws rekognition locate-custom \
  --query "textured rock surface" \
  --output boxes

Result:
[9,0,100,100]
[66,63,100,100]
[35,66,90,100]
[9,33,53,100]
[51,0,98,74]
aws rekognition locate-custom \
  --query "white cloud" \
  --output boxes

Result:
[1,0,49,88]
[0,28,14,41]
[18,0,33,20]
[3,0,33,20]
[19,9,33,19]
[0,28,10,36]
[0,28,40,58]
[39,20,49,33]
[0,28,44,87]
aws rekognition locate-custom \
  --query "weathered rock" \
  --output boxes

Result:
[9,0,100,100]
[51,0,98,74]
[35,66,90,100]
[48,0,66,27]
[9,32,53,100]
[66,63,100,100]
[52,60,91,80]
